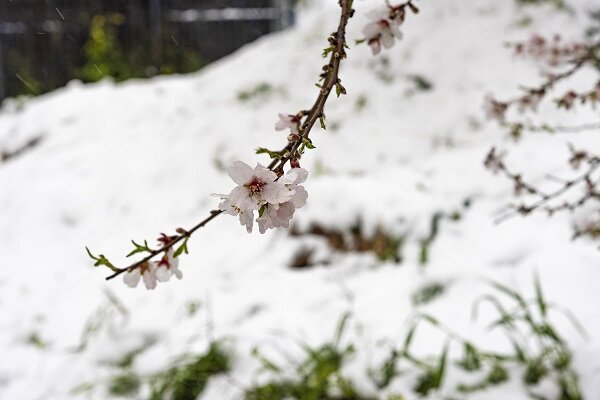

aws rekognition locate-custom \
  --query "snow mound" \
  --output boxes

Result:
[0,0,599,398]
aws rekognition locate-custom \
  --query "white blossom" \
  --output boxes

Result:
[275,113,301,135]
[257,167,309,234]
[362,7,403,56]
[226,161,292,211]
[155,249,183,282]
[216,194,256,233]
[257,202,295,234]
[122,235,183,289]
[218,163,308,234]
[123,262,158,290]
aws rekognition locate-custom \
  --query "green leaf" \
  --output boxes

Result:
[173,238,189,258]
[333,312,351,348]
[546,302,588,339]
[255,147,282,159]
[403,322,418,354]
[487,363,509,384]
[433,340,450,388]
[458,343,481,371]
[258,205,266,218]
[507,336,527,363]
[251,347,282,373]
[535,323,563,344]
[418,313,441,327]
[472,294,511,325]
[322,46,334,58]
[524,357,547,385]
[126,239,152,258]
[319,113,326,130]
[335,81,347,97]
[302,138,316,149]
[533,271,547,318]
[85,247,118,272]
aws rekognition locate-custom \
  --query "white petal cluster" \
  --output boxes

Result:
[362,6,403,56]
[123,237,183,290]
[275,113,301,135]
[217,162,308,234]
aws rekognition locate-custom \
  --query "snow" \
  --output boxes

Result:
[1,0,599,399]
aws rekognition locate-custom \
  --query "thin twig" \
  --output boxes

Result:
[492,153,600,224]
[104,0,355,281]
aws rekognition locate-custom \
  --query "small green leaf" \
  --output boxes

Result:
[335,81,347,97]
[418,313,441,327]
[403,322,418,353]
[85,247,118,272]
[333,312,351,348]
[458,343,481,371]
[251,347,282,373]
[487,363,509,384]
[255,147,282,159]
[258,205,266,218]
[433,340,450,388]
[126,239,152,258]
[322,46,334,58]
[302,138,316,149]
[523,357,547,385]
[319,113,326,130]
[533,271,547,318]
[173,238,189,258]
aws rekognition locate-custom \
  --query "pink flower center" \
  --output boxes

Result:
[377,19,390,29]
[245,177,266,194]
[139,262,151,273]
[159,254,171,268]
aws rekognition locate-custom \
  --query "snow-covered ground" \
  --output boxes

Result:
[1,0,599,399]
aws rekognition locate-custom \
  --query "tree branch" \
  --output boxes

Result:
[103,0,355,281]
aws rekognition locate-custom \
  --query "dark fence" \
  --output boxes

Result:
[0,0,294,100]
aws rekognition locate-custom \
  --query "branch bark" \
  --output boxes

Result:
[104,0,354,281]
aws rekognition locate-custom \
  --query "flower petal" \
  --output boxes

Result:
[369,39,381,55]
[123,270,141,288]
[283,168,308,185]
[173,268,183,280]
[275,114,292,131]
[227,161,254,185]
[229,185,257,211]
[239,210,254,233]
[155,267,172,282]
[291,185,308,208]
[262,182,292,205]
[142,268,157,290]
[381,31,395,49]
[362,21,381,39]
[253,163,278,183]
[389,24,402,39]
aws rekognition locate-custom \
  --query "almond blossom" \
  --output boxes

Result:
[216,194,256,233]
[257,167,308,233]
[122,234,183,289]
[123,261,158,289]
[218,161,308,234]
[275,113,301,135]
[155,250,183,282]
[226,161,292,211]
[154,235,183,282]
[362,6,403,56]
